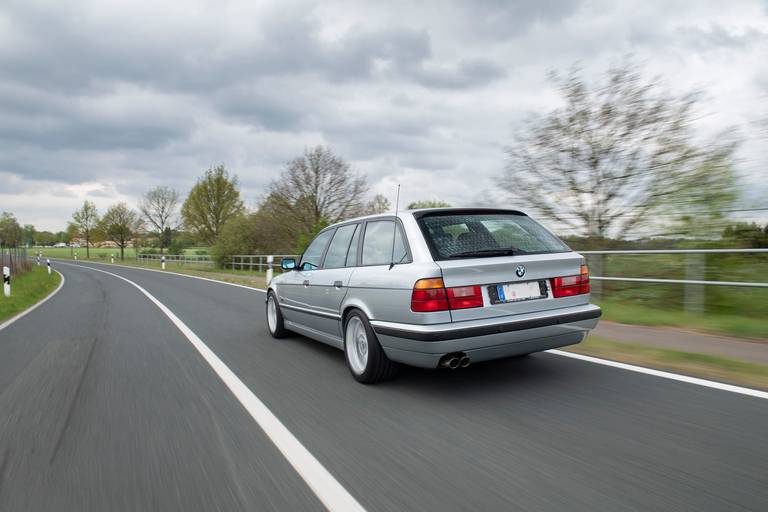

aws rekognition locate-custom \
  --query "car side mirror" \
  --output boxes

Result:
[281,258,296,271]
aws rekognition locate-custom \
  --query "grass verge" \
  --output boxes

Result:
[597,300,767,340]
[0,266,62,324]
[566,335,768,390]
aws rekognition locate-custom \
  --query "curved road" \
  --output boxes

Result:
[1,261,766,511]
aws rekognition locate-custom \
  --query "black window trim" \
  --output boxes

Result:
[413,208,571,261]
[344,223,362,268]
[359,216,412,268]
[321,222,361,270]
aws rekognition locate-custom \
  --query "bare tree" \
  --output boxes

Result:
[269,146,368,235]
[181,165,245,245]
[504,59,738,238]
[139,186,180,254]
[98,203,142,260]
[72,200,99,258]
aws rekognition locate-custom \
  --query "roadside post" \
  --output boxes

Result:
[111,254,115,264]
[266,255,274,285]
[161,255,166,270]
[74,251,78,261]
[47,259,51,275]
[3,266,9,297]
[36,253,41,266]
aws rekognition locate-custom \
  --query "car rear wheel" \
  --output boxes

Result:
[344,310,399,384]
[266,291,288,338]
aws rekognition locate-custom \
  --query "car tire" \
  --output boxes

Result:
[266,291,288,338]
[343,310,399,384]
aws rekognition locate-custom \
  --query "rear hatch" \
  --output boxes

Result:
[414,208,587,322]
[437,252,584,321]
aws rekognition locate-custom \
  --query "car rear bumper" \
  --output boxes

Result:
[371,304,601,368]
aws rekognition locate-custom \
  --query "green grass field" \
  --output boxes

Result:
[596,299,768,339]
[0,265,62,323]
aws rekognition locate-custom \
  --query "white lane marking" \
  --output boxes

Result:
[0,270,65,332]
[59,262,365,512]
[52,258,266,292]
[549,349,768,400]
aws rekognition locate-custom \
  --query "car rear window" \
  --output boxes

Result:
[418,212,569,260]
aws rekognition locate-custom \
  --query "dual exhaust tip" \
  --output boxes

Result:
[439,352,470,370]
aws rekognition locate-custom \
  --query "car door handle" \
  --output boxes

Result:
[333,280,344,288]
[303,280,310,287]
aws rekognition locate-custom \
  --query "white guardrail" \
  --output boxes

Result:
[229,255,299,272]
[137,254,215,266]
[581,248,768,288]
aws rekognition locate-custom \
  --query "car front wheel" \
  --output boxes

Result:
[344,310,399,383]
[266,291,288,338]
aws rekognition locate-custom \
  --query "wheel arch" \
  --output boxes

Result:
[340,299,374,328]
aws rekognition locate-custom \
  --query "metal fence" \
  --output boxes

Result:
[0,245,30,274]
[137,254,214,266]
[580,248,768,314]
[229,255,299,272]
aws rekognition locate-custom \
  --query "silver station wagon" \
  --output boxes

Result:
[266,208,601,383]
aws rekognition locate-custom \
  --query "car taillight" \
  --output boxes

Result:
[446,286,483,309]
[552,265,590,297]
[411,279,483,312]
[411,278,449,312]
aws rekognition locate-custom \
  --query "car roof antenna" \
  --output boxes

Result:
[389,183,401,270]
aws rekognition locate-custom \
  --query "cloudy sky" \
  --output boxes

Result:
[1,0,767,232]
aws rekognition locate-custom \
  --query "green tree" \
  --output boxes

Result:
[22,224,36,246]
[181,165,245,245]
[98,203,142,260]
[406,199,451,209]
[36,231,57,246]
[722,222,768,248]
[504,59,738,239]
[0,212,23,247]
[72,200,100,258]
[139,186,180,254]
[211,194,302,264]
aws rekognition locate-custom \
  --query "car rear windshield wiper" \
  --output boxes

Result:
[447,248,521,258]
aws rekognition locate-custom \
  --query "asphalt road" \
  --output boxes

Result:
[1,261,766,511]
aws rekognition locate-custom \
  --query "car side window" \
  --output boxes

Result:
[323,224,358,269]
[362,220,408,266]
[345,224,361,267]
[299,229,334,270]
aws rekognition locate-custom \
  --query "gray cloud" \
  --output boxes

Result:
[0,0,766,231]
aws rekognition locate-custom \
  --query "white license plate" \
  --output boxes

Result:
[494,281,544,303]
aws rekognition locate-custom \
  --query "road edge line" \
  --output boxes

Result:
[549,349,768,400]
[60,262,366,512]
[0,270,65,332]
